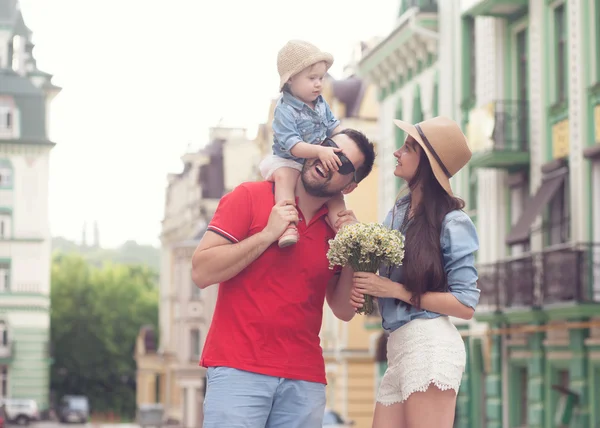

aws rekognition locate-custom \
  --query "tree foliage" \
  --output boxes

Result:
[50,253,159,419]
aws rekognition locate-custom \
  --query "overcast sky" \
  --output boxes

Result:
[19,0,398,247]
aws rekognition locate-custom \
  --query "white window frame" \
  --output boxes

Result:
[0,263,11,292]
[0,214,11,239]
[0,365,8,399]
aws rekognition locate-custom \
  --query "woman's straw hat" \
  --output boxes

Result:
[393,116,472,196]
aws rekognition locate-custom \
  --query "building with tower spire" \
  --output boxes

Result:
[0,0,60,410]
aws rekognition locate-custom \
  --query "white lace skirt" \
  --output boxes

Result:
[376,316,466,405]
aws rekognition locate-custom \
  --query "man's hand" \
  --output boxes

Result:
[333,209,358,231]
[263,200,299,242]
[317,145,343,172]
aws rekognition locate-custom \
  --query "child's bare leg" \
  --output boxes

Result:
[326,193,347,232]
[272,167,301,247]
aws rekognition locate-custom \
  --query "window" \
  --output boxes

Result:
[11,36,24,73]
[546,178,570,246]
[0,321,7,346]
[515,29,529,145]
[0,214,11,239]
[516,29,528,102]
[0,366,7,398]
[509,174,531,253]
[154,374,161,403]
[469,19,477,98]
[0,263,10,292]
[0,107,11,130]
[0,98,15,139]
[0,159,13,188]
[554,4,567,102]
[519,367,528,427]
[190,329,201,361]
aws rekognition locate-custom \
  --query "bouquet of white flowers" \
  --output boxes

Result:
[327,222,405,315]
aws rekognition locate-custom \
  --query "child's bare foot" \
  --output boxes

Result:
[278,224,299,248]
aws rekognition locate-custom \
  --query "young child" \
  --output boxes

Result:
[259,40,348,248]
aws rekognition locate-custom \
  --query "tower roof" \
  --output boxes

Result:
[0,0,31,36]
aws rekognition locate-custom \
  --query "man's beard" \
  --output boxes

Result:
[300,161,342,198]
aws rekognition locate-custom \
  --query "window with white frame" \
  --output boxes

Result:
[547,177,570,246]
[0,263,11,292]
[0,159,13,188]
[190,328,201,361]
[0,106,12,130]
[0,214,11,239]
[11,36,24,73]
[0,97,15,139]
[0,320,7,346]
[0,366,7,398]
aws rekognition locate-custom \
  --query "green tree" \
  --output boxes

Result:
[50,254,158,419]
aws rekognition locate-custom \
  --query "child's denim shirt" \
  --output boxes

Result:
[377,195,480,333]
[271,91,340,163]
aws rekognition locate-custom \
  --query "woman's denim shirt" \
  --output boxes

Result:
[378,195,480,332]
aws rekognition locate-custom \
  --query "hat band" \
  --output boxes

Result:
[415,124,452,178]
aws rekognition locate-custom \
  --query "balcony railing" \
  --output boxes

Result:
[490,100,529,152]
[476,243,600,311]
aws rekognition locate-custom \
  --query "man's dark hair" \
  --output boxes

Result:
[336,128,376,183]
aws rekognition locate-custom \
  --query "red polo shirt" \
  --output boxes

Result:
[200,181,338,384]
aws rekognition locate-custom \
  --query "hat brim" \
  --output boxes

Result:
[393,119,454,196]
[279,52,334,91]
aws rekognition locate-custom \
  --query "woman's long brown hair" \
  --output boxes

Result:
[401,146,465,309]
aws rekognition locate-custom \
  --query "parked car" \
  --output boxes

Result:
[1,399,40,426]
[323,408,354,427]
[57,395,90,424]
[0,404,5,428]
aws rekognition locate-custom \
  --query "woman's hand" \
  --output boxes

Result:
[351,272,409,302]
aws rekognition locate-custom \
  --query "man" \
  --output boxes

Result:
[191,128,376,428]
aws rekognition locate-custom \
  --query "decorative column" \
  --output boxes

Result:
[568,325,589,426]
[455,325,471,428]
[485,324,503,428]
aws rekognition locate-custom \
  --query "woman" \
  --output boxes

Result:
[350,116,480,428]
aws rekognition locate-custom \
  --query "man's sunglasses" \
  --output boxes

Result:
[321,138,366,183]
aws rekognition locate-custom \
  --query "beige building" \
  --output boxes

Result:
[135,126,259,428]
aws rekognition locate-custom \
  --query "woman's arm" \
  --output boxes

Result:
[406,214,480,319]
[351,214,480,320]
[394,287,475,320]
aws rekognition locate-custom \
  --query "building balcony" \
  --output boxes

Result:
[462,0,528,18]
[475,243,600,318]
[467,100,530,171]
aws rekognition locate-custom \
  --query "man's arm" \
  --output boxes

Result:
[325,208,360,321]
[326,266,356,322]
[191,199,297,288]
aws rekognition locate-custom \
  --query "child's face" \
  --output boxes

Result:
[288,62,327,104]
